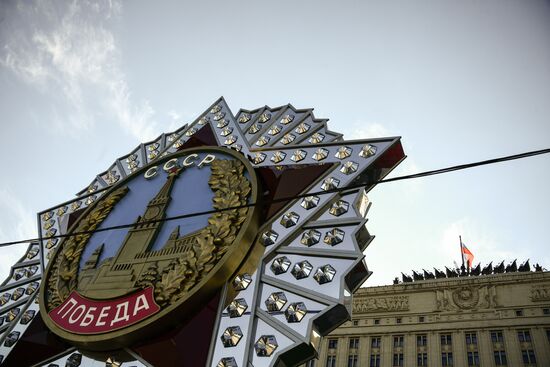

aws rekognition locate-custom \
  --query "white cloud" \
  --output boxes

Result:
[0,0,158,141]
[0,188,37,283]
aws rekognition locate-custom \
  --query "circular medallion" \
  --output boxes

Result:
[39,147,261,350]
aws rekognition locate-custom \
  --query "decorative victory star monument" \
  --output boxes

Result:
[0,98,404,366]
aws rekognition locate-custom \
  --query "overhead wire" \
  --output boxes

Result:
[0,147,548,248]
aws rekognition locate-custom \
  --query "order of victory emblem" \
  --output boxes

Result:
[0,98,404,367]
[40,148,261,349]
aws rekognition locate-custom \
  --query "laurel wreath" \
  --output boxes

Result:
[46,159,250,310]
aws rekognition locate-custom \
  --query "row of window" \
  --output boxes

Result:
[322,349,536,367]
[323,329,545,367]
[328,330,535,350]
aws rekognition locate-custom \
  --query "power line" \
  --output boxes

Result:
[0,147,549,248]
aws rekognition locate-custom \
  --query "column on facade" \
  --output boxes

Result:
[381,334,392,367]
[453,329,467,367]
[428,332,439,367]
[532,327,550,365]
[359,335,369,367]
[336,336,348,367]
[477,329,493,367]
[404,333,415,366]
[503,328,521,367]
[318,337,329,367]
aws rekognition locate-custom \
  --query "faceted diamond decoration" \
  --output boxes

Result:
[147,143,160,151]
[7,308,20,321]
[270,256,291,275]
[11,288,24,301]
[220,127,233,136]
[65,353,82,367]
[295,122,310,134]
[252,152,267,164]
[173,139,184,148]
[254,335,278,357]
[85,195,96,205]
[185,127,198,136]
[147,151,159,160]
[71,200,82,212]
[290,149,307,162]
[255,136,270,147]
[213,112,225,121]
[335,146,352,159]
[268,125,282,136]
[46,238,59,249]
[26,248,39,260]
[199,116,210,125]
[104,171,120,185]
[247,123,261,134]
[127,160,139,171]
[20,310,35,325]
[238,113,251,123]
[227,298,248,318]
[56,206,67,216]
[280,133,295,145]
[270,151,286,164]
[314,264,337,284]
[217,357,238,367]
[301,195,319,209]
[87,183,97,193]
[26,265,38,277]
[291,261,313,279]
[126,153,138,162]
[323,228,345,246]
[106,357,121,367]
[43,219,55,230]
[0,293,10,306]
[13,269,24,281]
[285,302,308,323]
[25,281,39,295]
[258,112,272,123]
[280,114,295,124]
[359,144,377,158]
[321,177,340,191]
[4,331,20,348]
[260,230,278,246]
[224,135,237,145]
[167,133,178,142]
[217,119,229,128]
[230,144,242,152]
[312,148,329,161]
[329,200,350,216]
[265,292,287,312]
[340,161,359,175]
[210,105,222,114]
[309,132,325,144]
[280,211,299,228]
[300,229,321,246]
[233,273,252,291]
[42,211,53,221]
[221,326,243,347]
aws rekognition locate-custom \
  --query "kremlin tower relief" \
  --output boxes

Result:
[77,168,199,299]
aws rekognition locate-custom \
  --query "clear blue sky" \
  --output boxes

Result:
[1,0,549,285]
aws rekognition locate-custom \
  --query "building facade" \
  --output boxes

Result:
[312,269,550,367]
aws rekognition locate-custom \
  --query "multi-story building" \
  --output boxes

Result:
[310,266,550,367]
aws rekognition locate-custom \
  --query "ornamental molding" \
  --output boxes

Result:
[353,296,409,313]
[530,284,550,302]
[435,285,498,311]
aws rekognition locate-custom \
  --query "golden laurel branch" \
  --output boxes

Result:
[47,186,129,310]
[142,159,251,306]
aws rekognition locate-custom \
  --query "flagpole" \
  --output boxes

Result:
[459,235,466,275]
